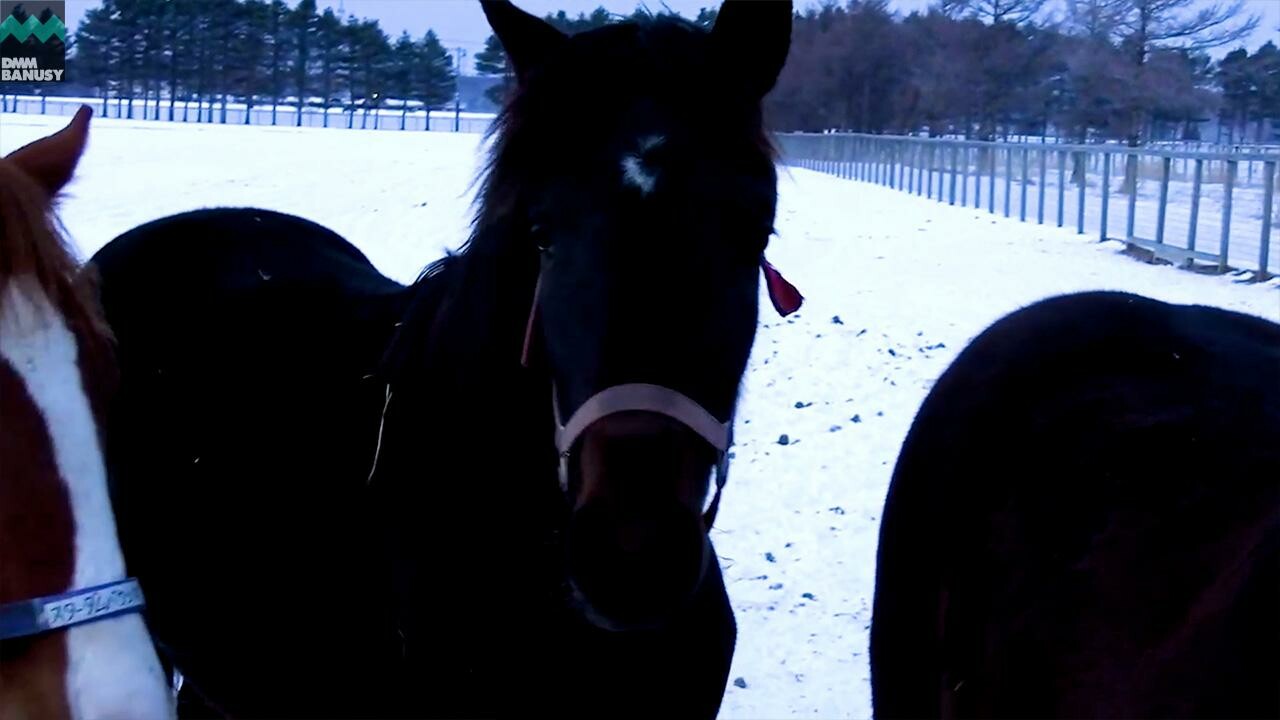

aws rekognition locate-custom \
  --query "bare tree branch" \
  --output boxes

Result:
[1066,0,1127,40]
[940,0,1049,26]
[1114,0,1260,53]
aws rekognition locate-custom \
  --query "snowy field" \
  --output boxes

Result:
[3,112,1278,719]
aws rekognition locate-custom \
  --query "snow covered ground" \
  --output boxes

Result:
[4,112,1277,719]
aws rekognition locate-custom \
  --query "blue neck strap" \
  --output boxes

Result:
[0,578,146,641]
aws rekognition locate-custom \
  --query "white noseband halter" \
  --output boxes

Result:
[521,272,735,525]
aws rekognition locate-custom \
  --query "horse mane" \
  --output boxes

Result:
[0,159,110,345]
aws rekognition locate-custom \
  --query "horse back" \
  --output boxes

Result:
[871,291,1280,719]
[90,208,413,716]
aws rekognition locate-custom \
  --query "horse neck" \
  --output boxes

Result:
[419,219,542,394]
[387,221,561,504]
[0,275,124,599]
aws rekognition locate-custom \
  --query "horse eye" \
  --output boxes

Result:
[531,224,551,252]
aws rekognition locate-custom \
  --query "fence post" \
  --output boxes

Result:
[949,145,958,205]
[1037,147,1046,224]
[890,140,897,187]
[1003,146,1012,217]
[940,144,949,204]
[926,145,934,199]
[1258,160,1275,280]
[916,141,924,195]
[1019,147,1029,221]
[974,145,982,209]
[1187,159,1202,254]
[1100,153,1111,242]
[1076,152,1086,235]
[898,141,906,189]
[987,146,996,214]
[1219,160,1236,272]
[1154,156,1171,245]
[1057,151,1066,227]
[907,142,916,194]
[1126,153,1138,241]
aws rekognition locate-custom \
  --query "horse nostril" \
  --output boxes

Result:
[576,410,710,509]
[615,518,657,553]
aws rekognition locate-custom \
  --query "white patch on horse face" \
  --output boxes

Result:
[621,135,665,195]
[0,277,173,720]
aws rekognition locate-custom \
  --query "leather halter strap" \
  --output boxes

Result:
[553,383,734,526]
[554,383,731,461]
[521,269,735,527]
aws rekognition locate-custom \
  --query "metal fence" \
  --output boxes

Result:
[0,93,496,133]
[775,133,1280,280]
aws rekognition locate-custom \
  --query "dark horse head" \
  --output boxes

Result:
[395,0,792,635]
[486,0,791,631]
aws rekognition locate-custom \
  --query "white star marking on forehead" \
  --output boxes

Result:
[621,135,665,195]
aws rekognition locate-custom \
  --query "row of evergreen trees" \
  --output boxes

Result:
[67,0,456,125]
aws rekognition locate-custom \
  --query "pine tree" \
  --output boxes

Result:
[289,0,317,125]
[73,2,125,110]
[313,8,344,127]
[264,0,292,125]
[234,0,270,124]
[344,18,390,129]
[415,29,456,124]
[473,33,510,107]
[390,31,417,129]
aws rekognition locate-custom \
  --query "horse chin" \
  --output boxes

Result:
[565,500,711,632]
[570,584,672,633]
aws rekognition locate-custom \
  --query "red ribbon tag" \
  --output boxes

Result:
[762,258,803,317]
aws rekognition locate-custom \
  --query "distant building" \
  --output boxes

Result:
[457,75,505,115]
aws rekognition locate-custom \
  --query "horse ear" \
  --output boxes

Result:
[7,105,91,197]
[712,0,793,99]
[480,0,567,83]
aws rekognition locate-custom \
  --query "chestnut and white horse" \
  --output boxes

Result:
[0,108,172,719]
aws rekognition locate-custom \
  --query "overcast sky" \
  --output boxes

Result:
[62,0,1279,71]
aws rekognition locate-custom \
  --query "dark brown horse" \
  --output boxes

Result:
[0,109,172,719]
[872,291,1279,719]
